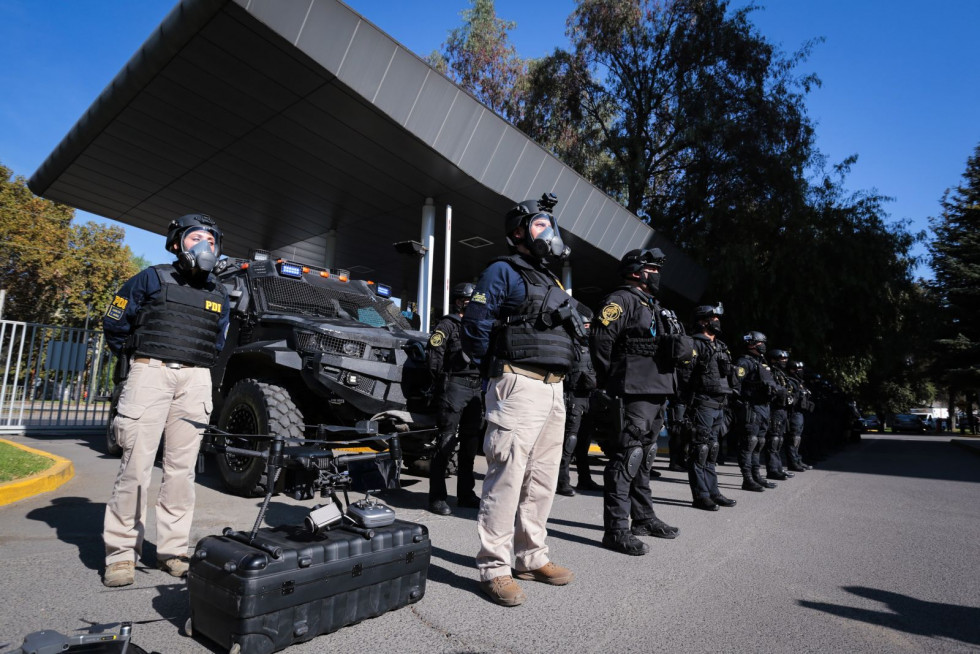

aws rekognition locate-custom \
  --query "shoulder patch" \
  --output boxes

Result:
[736,366,746,378]
[471,292,487,305]
[429,330,446,347]
[105,305,124,321]
[599,302,623,326]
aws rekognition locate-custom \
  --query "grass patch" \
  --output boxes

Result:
[0,441,54,482]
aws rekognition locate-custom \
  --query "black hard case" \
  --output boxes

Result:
[187,520,430,654]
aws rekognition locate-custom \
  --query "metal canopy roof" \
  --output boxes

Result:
[29,0,706,308]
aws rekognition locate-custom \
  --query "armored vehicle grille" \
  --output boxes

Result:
[295,331,367,358]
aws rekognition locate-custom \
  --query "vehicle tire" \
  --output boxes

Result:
[105,385,123,456]
[216,379,304,496]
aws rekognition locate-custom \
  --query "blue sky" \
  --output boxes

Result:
[2,1,978,278]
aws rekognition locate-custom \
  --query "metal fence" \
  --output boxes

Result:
[0,320,116,435]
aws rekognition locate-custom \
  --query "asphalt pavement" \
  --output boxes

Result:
[1,431,978,654]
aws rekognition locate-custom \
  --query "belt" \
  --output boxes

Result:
[133,357,196,369]
[502,363,565,384]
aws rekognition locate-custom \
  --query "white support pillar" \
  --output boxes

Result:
[562,261,573,296]
[442,204,452,317]
[419,198,436,332]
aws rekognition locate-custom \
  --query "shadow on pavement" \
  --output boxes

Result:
[807,437,980,483]
[25,496,107,571]
[799,585,980,647]
[428,546,484,601]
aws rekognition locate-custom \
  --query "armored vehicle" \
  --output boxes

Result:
[104,253,446,494]
[208,254,442,495]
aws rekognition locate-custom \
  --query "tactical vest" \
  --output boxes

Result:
[738,354,777,404]
[131,265,225,366]
[770,366,792,407]
[492,255,575,372]
[691,335,732,396]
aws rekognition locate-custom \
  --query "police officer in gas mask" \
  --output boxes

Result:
[101,213,229,588]
[590,248,690,555]
[462,193,581,606]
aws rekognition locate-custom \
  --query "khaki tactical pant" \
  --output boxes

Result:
[104,359,213,566]
[477,371,565,581]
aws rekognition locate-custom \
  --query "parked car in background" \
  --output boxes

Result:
[860,414,882,432]
[891,413,927,434]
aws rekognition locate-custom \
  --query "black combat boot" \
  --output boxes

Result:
[711,494,737,507]
[631,518,679,538]
[753,468,776,489]
[602,530,650,556]
[741,474,764,492]
[692,496,720,511]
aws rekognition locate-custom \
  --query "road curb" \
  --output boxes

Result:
[0,439,75,506]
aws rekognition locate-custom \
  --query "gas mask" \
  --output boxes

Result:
[707,317,722,335]
[753,343,767,356]
[177,235,218,278]
[529,221,570,263]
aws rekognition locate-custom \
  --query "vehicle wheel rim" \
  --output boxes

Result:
[222,404,261,472]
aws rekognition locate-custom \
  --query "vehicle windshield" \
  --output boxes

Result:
[255,275,412,330]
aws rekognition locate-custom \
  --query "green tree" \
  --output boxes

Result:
[0,162,138,325]
[437,0,528,121]
[436,0,921,400]
[928,143,980,410]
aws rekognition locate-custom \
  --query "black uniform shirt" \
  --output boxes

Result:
[590,285,676,396]
[427,313,478,378]
[733,352,780,405]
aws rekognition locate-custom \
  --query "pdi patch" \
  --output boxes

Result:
[471,292,487,305]
[429,330,446,347]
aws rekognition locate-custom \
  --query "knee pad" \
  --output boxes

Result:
[695,443,709,466]
[793,436,801,449]
[564,432,578,454]
[625,446,644,479]
[644,444,656,470]
[745,435,758,452]
[708,441,719,464]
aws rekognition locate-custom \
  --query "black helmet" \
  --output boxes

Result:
[694,302,724,320]
[743,331,766,345]
[503,193,568,262]
[165,213,222,257]
[618,248,666,278]
[789,360,805,371]
[768,349,790,361]
[450,282,476,302]
[504,193,558,236]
